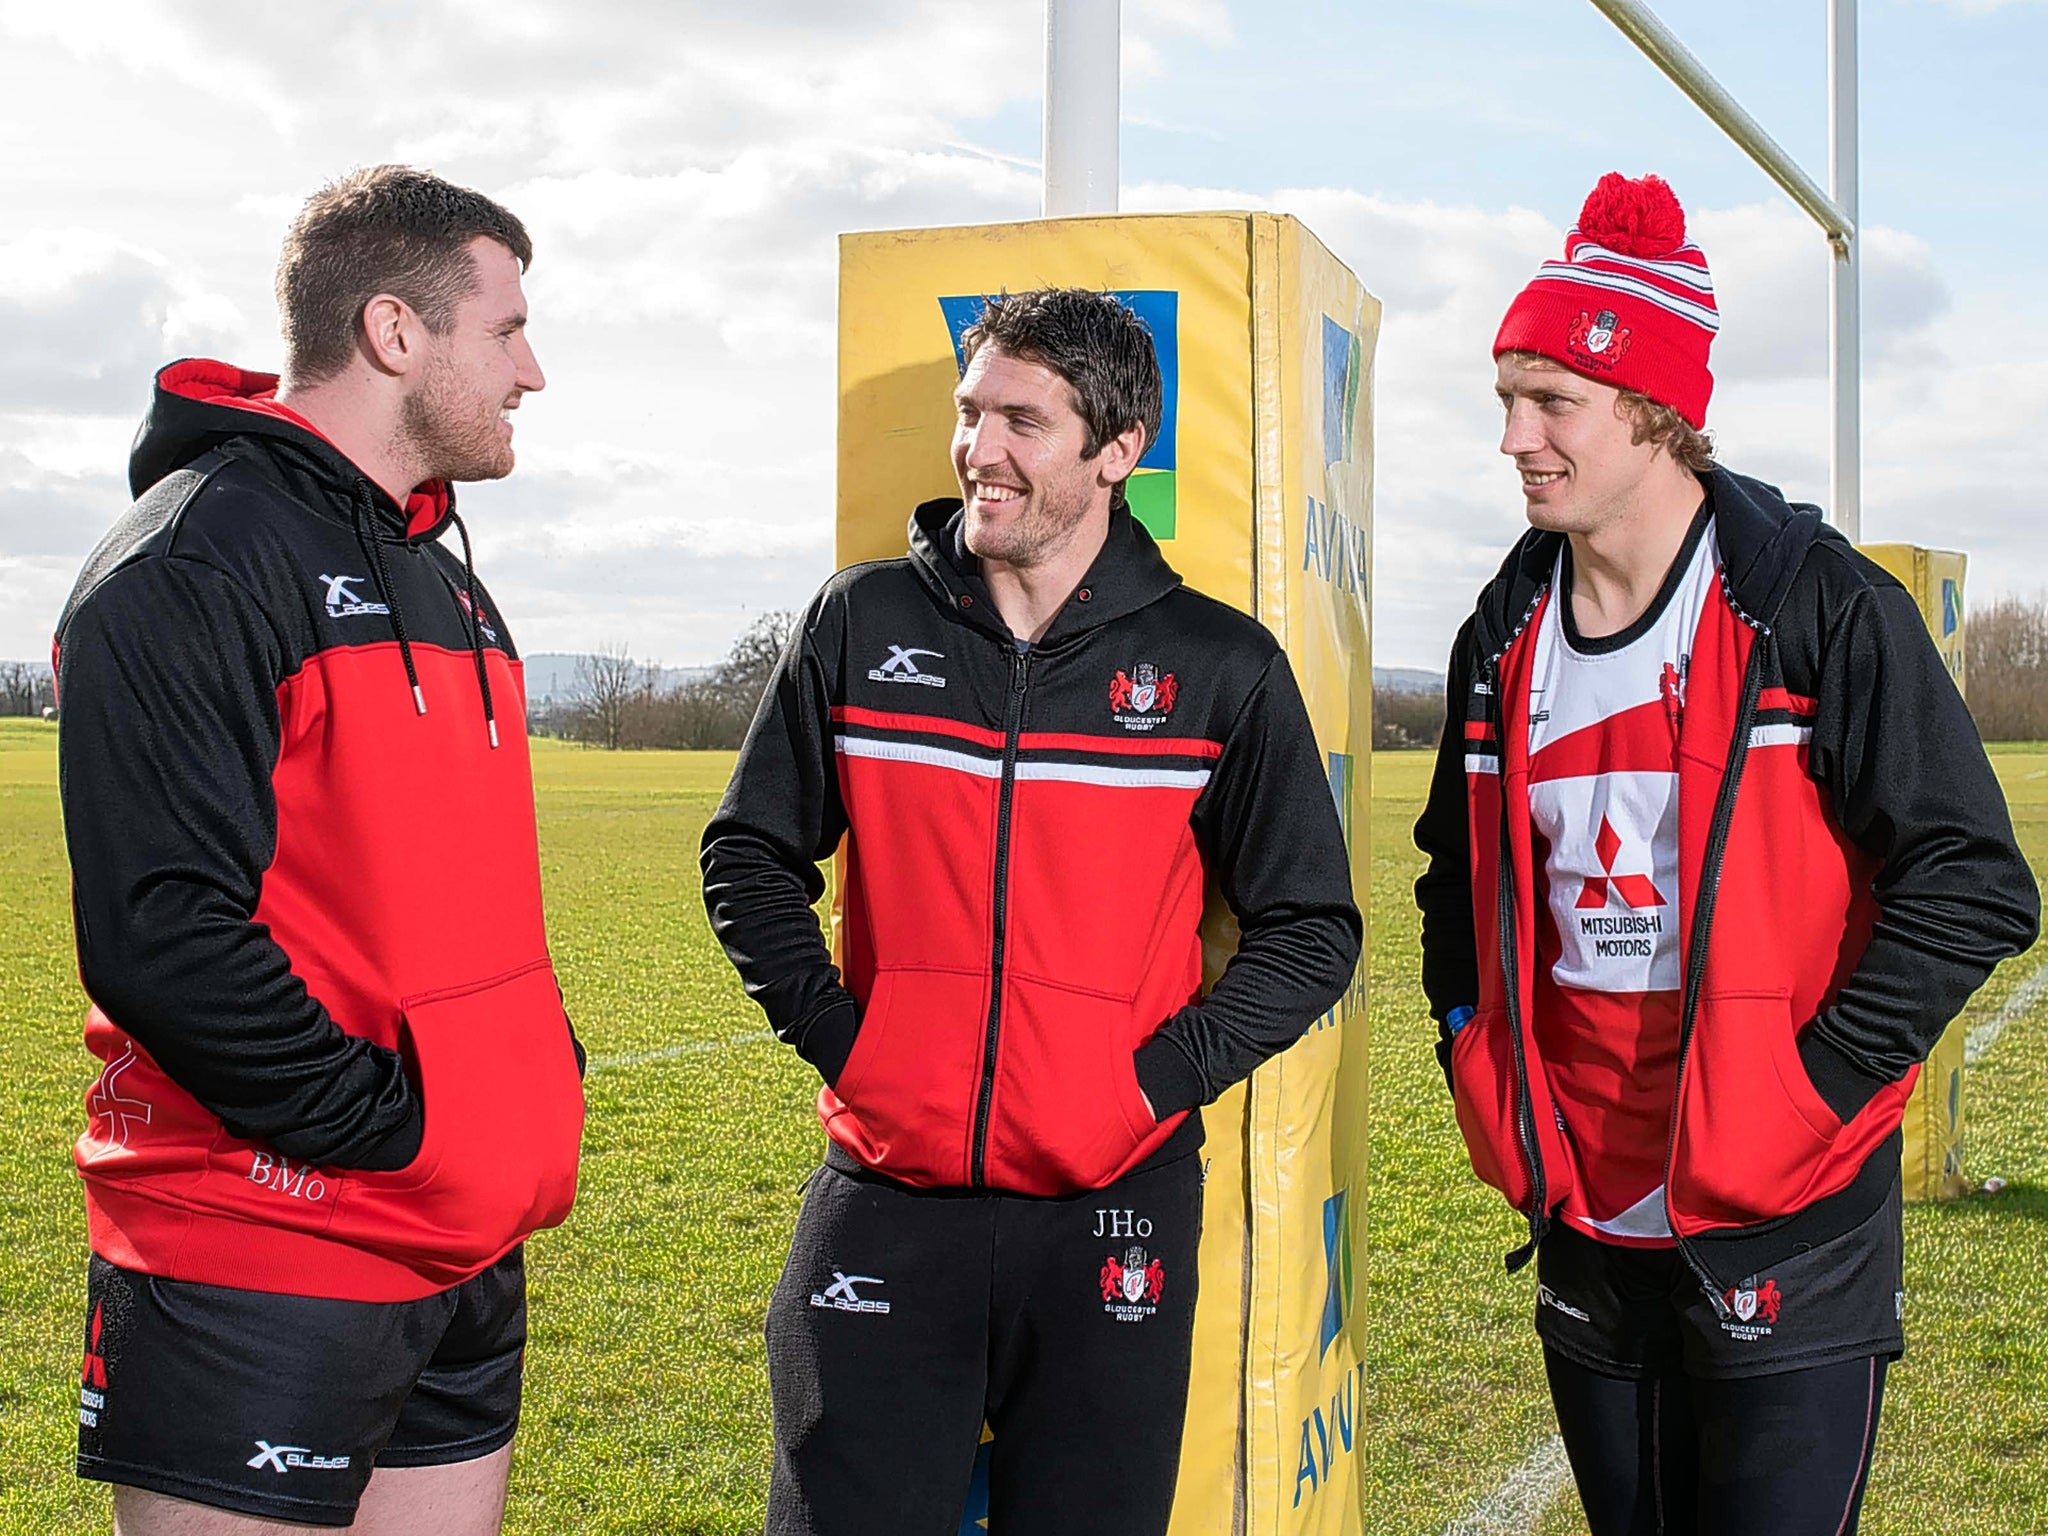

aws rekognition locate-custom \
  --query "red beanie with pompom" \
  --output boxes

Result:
[1493,172,1719,428]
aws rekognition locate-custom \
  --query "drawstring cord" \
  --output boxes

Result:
[350,480,497,747]
[351,481,426,716]
[446,509,499,749]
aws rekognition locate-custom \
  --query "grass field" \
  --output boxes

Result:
[0,717,2041,1533]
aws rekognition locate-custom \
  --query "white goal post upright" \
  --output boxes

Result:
[1044,0,1121,217]
[1586,0,1862,541]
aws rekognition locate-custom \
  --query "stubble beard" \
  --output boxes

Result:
[963,475,1093,570]
[399,351,514,485]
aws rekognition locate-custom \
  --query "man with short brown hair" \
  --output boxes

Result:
[58,165,581,1534]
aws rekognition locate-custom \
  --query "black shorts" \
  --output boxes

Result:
[1534,1180,1905,1380]
[77,1247,525,1527]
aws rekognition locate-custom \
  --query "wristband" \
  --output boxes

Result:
[1446,1005,1476,1035]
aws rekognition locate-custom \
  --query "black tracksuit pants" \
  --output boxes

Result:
[764,1151,1203,1536]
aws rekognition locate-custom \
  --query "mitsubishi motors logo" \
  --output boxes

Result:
[1576,816,1666,910]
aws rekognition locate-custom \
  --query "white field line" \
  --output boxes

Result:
[1440,1435,1572,1536]
[585,1029,773,1074]
[1965,956,2048,1067]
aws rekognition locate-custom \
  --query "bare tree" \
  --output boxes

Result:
[1373,687,1447,750]
[0,662,54,718]
[1967,594,2048,742]
[541,613,797,751]
[573,644,641,751]
[709,610,795,724]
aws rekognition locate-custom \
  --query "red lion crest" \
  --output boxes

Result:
[1109,668,1178,715]
[1100,1255,1166,1304]
[1567,309,1632,366]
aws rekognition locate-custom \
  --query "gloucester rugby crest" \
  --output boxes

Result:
[1567,308,1632,369]
[1101,1245,1166,1322]
[1109,662,1178,732]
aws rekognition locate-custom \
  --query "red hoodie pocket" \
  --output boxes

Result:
[981,975,1153,1194]
[824,966,985,1188]
[1671,990,1837,1227]
[325,960,585,1271]
[1449,1006,1577,1216]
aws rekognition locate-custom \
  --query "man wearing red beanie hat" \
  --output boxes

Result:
[1414,172,2037,1534]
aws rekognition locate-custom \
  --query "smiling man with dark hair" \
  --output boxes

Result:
[703,286,1360,1535]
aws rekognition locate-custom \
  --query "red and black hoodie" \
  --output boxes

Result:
[55,359,584,1303]
[702,497,1362,1195]
[1415,466,2039,1294]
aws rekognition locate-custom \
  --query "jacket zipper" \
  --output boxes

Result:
[1487,655,1550,1270]
[970,646,1030,1186]
[1660,640,1768,1315]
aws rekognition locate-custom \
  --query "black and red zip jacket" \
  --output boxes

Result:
[701,497,1362,1195]
[55,358,584,1303]
[1414,466,2038,1293]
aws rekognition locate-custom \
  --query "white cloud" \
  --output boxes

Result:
[0,0,2039,675]
[0,232,249,416]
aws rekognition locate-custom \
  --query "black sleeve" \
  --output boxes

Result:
[58,557,420,1170]
[1798,580,2041,1119]
[1414,620,1481,1046]
[1131,652,1363,1118]
[699,599,860,1085]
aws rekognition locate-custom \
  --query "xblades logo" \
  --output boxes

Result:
[810,1271,890,1314]
[868,646,945,688]
[319,574,389,620]
[247,1441,352,1473]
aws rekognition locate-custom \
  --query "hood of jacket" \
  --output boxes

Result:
[1469,466,1839,663]
[129,358,454,542]
[905,487,1183,647]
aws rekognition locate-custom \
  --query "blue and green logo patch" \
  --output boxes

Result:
[939,291,1180,540]
[1323,314,1362,470]
[1319,1186,1354,1361]
[1941,577,1961,638]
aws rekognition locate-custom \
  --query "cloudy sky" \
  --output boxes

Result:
[3,0,2042,670]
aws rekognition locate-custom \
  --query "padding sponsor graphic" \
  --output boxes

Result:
[1318,1188,1354,1361]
